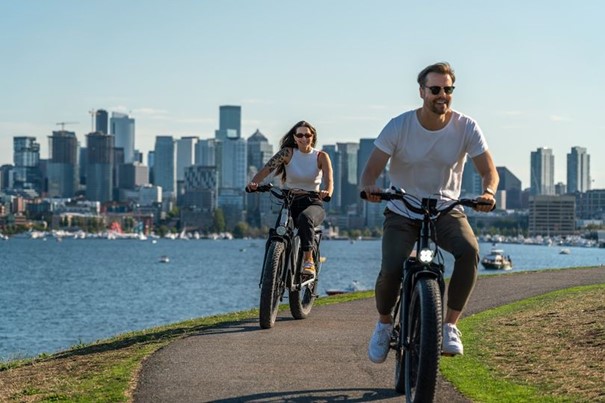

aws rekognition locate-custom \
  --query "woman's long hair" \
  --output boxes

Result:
[275,120,317,183]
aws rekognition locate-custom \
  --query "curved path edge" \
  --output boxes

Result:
[134,267,605,402]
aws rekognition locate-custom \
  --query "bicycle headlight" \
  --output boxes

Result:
[276,225,287,236]
[419,248,434,263]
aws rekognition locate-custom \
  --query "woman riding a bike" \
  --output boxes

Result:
[246,120,333,278]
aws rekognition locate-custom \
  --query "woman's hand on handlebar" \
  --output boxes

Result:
[360,185,383,203]
[319,189,331,201]
[245,182,258,192]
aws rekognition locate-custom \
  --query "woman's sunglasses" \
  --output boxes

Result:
[425,86,455,95]
[294,133,313,139]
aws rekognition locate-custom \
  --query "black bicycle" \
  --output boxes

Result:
[361,187,491,401]
[248,184,327,329]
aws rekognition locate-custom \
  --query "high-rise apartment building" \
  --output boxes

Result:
[86,132,114,203]
[13,136,42,192]
[567,146,591,193]
[153,136,176,195]
[47,130,79,198]
[111,112,135,163]
[530,147,555,195]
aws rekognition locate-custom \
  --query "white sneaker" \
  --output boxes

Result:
[442,323,464,356]
[368,321,392,363]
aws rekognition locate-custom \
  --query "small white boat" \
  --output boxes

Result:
[481,249,512,270]
[159,255,170,263]
[559,248,571,255]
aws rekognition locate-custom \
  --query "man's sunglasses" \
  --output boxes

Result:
[294,133,313,139]
[425,86,455,95]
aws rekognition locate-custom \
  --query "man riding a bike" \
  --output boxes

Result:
[360,62,499,363]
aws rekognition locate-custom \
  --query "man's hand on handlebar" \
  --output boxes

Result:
[360,185,383,203]
[474,193,496,212]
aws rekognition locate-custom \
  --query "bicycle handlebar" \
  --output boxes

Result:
[246,184,331,202]
[360,189,494,216]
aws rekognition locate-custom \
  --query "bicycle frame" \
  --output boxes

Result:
[258,189,317,292]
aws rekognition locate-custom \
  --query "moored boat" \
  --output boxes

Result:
[481,249,512,270]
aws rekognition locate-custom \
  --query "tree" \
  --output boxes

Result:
[232,221,250,239]
[212,208,226,233]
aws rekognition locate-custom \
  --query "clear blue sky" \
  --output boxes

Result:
[1,1,603,189]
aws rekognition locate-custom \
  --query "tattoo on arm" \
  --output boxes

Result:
[265,148,290,171]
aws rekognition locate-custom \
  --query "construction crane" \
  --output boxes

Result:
[56,121,79,131]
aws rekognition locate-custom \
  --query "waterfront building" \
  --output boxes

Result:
[47,130,79,198]
[528,195,575,236]
[567,146,591,193]
[153,136,176,196]
[461,161,482,196]
[95,109,109,134]
[110,112,135,163]
[530,147,555,195]
[86,132,114,203]
[12,136,42,193]
[576,189,605,220]
[183,165,218,212]
[496,166,522,209]
[138,184,162,206]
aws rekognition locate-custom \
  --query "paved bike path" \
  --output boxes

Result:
[133,267,605,402]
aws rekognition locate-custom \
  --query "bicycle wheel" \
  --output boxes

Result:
[289,238,316,319]
[394,292,406,394]
[259,241,286,329]
[404,277,442,402]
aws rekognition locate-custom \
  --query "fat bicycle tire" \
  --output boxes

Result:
[404,277,442,402]
[289,240,316,319]
[259,241,286,329]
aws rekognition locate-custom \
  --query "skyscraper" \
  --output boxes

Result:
[496,166,522,209]
[47,130,79,198]
[567,146,591,193]
[195,139,217,166]
[247,129,273,173]
[110,112,135,163]
[13,136,42,192]
[215,105,241,140]
[153,136,176,195]
[95,109,109,134]
[176,137,198,181]
[337,142,359,210]
[530,147,555,195]
[86,132,114,203]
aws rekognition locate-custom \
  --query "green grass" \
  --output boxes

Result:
[440,283,605,403]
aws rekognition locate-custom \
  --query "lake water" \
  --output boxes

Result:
[0,237,603,360]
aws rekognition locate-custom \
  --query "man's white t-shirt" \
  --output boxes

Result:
[374,109,488,218]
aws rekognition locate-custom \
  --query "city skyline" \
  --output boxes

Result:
[2,1,604,189]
